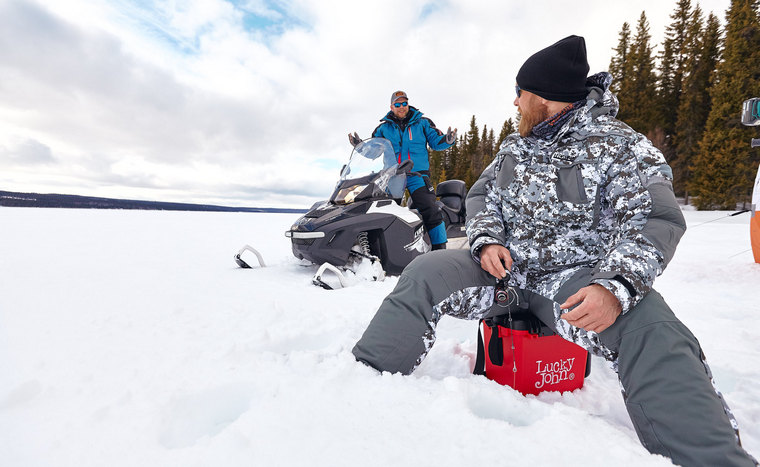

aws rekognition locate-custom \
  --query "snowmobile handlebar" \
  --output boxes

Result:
[397,159,414,174]
[397,160,426,179]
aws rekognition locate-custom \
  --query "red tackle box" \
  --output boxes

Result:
[475,313,591,395]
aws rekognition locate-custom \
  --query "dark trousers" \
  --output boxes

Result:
[408,174,445,246]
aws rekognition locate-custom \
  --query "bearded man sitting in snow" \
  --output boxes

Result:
[352,35,757,467]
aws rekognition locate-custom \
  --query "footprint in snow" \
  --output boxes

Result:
[158,383,253,449]
[0,380,43,409]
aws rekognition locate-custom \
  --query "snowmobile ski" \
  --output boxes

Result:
[234,245,266,269]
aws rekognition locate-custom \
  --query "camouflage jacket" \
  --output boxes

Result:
[465,73,686,313]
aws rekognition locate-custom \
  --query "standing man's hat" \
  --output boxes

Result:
[516,35,590,102]
[390,90,408,104]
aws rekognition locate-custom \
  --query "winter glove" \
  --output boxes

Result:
[445,127,457,145]
[348,132,362,147]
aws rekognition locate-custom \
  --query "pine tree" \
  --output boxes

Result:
[609,22,631,95]
[485,128,496,167]
[617,12,659,135]
[481,125,489,155]
[460,116,479,185]
[658,39,677,130]
[465,116,480,154]
[447,135,464,184]
[470,124,488,180]
[428,149,444,186]
[672,9,721,198]
[659,0,693,136]
[438,166,448,184]
[690,0,760,209]
[497,118,515,147]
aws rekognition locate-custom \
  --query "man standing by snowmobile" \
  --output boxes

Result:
[352,36,757,466]
[349,91,457,250]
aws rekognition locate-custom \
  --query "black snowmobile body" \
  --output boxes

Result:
[285,138,467,276]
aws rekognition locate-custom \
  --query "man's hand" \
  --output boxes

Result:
[445,127,457,145]
[560,284,622,333]
[479,244,512,279]
[348,132,362,147]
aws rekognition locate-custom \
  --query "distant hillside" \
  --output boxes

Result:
[0,190,307,213]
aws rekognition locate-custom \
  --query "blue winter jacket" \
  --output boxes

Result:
[372,106,453,173]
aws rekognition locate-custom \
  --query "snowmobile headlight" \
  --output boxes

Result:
[284,231,325,239]
[335,184,367,204]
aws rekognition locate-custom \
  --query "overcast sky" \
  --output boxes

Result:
[0,0,732,208]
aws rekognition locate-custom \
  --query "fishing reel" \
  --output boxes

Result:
[494,271,517,308]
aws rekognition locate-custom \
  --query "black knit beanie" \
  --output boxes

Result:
[516,35,590,102]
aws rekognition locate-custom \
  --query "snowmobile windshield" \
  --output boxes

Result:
[339,138,398,179]
[331,138,407,204]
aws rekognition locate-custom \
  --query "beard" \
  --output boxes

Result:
[518,98,550,137]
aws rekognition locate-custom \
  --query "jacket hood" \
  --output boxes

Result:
[545,72,619,142]
[583,72,618,119]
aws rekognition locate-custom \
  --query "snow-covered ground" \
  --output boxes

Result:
[1,207,758,466]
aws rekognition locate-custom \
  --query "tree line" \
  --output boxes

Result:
[427,0,760,210]
[428,116,516,188]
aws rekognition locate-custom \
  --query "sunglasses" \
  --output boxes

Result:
[393,101,409,108]
[515,85,522,98]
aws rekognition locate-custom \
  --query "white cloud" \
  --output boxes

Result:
[0,0,733,207]
[0,138,55,165]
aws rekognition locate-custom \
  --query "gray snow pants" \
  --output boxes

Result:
[352,249,757,467]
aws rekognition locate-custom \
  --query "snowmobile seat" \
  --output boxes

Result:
[433,180,467,234]
[440,195,462,212]
[436,179,466,198]
[436,179,466,213]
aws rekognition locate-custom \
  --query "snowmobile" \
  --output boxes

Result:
[282,137,468,289]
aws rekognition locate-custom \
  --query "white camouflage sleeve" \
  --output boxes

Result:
[591,134,686,313]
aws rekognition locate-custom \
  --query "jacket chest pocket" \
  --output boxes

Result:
[553,159,600,229]
[556,164,589,204]
[495,153,518,188]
